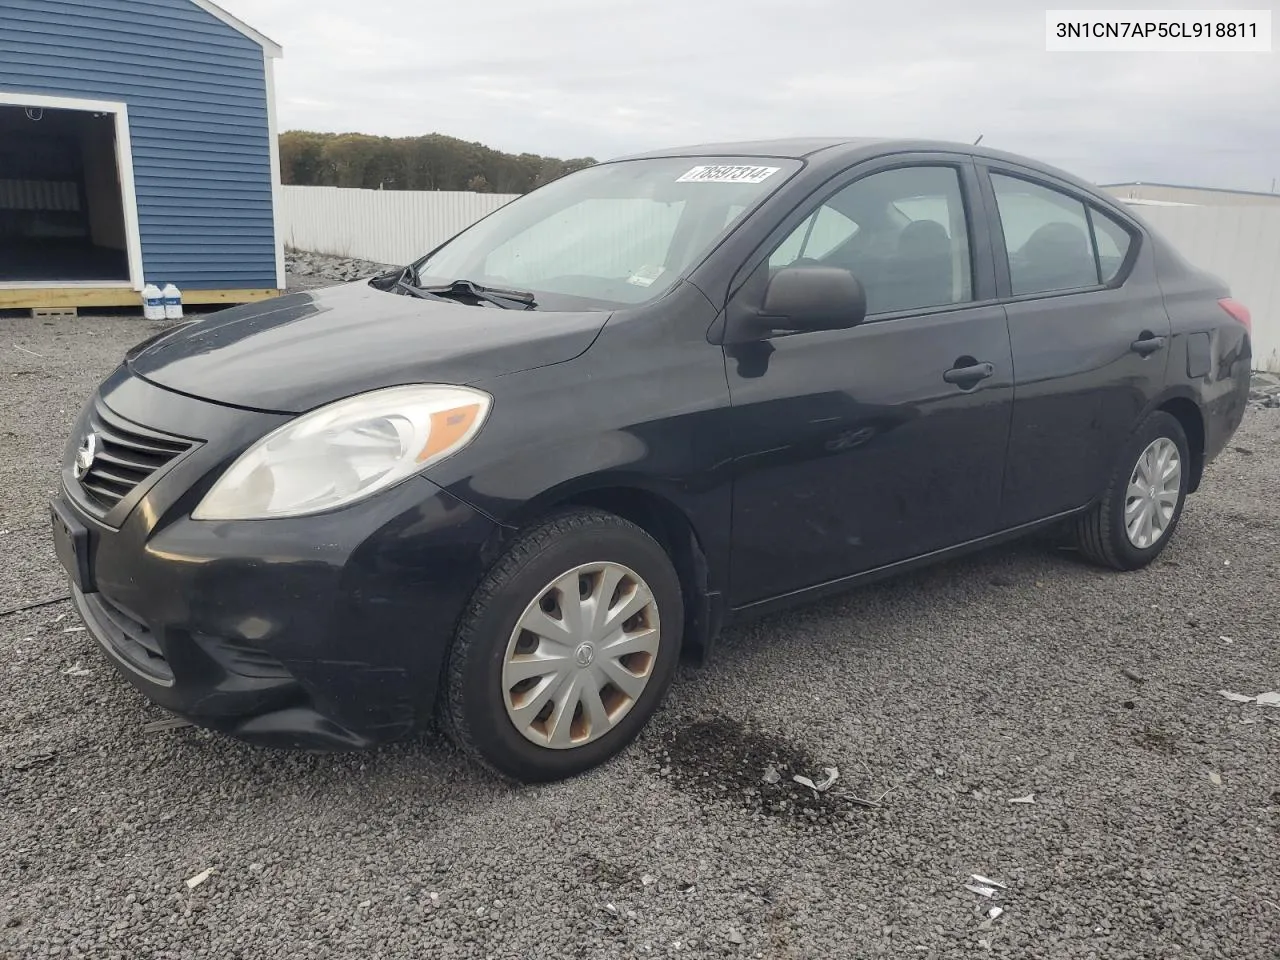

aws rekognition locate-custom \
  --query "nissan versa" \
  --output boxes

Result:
[52,138,1252,782]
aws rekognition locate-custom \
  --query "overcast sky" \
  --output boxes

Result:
[224,0,1279,191]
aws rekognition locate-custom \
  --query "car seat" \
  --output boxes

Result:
[1014,221,1097,293]
[882,219,953,312]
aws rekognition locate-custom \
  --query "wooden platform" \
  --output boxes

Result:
[0,287,283,310]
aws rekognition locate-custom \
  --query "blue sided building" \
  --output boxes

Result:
[0,0,284,308]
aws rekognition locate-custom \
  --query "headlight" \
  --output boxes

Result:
[192,385,491,520]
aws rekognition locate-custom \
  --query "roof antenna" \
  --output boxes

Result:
[973,134,984,145]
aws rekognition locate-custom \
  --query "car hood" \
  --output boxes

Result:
[125,282,610,414]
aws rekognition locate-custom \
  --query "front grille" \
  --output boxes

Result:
[81,590,174,683]
[79,402,194,512]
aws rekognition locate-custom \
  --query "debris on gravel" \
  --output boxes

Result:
[965,883,1001,898]
[792,765,840,795]
[3,313,1279,959]
[185,868,214,890]
[1219,689,1280,706]
[970,874,1008,891]
[1249,370,1280,408]
[142,716,195,733]
[285,249,395,291]
[10,751,57,772]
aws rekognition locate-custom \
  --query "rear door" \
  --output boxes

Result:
[977,164,1172,527]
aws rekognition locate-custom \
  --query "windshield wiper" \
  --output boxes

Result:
[379,265,449,301]
[396,279,448,300]
[420,279,538,310]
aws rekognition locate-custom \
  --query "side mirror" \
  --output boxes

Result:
[739,266,866,340]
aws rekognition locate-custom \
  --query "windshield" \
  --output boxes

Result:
[411,157,802,309]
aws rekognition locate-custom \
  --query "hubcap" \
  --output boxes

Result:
[1125,437,1182,549]
[502,562,661,749]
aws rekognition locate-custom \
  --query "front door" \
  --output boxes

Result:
[978,166,1173,527]
[722,160,1015,606]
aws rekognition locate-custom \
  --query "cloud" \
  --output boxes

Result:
[223,0,1280,190]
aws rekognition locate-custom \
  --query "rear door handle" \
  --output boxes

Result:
[1130,335,1167,356]
[943,361,995,387]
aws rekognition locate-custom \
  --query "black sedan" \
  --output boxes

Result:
[52,138,1253,781]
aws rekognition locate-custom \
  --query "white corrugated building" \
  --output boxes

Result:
[1102,181,1280,208]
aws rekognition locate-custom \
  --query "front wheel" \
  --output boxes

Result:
[1073,410,1190,570]
[440,508,683,782]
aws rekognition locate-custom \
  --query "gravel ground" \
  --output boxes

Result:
[285,250,393,291]
[2,294,1278,959]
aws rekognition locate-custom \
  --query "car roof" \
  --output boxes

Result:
[614,137,886,160]
[612,138,1104,197]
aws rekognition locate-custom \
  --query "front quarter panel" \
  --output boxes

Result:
[424,281,735,593]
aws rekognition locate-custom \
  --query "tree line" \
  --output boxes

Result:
[279,131,598,194]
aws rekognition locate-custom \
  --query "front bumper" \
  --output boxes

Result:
[56,368,501,749]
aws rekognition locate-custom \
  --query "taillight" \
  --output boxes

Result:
[1218,298,1252,334]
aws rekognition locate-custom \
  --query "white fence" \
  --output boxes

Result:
[280,185,1279,371]
[280,186,517,265]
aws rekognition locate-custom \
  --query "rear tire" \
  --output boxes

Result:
[440,508,683,782]
[1073,410,1190,570]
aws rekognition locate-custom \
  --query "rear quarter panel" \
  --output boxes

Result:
[1150,236,1251,463]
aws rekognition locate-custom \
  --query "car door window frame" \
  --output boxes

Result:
[710,153,1000,344]
[1087,202,1139,284]
[976,162,1144,303]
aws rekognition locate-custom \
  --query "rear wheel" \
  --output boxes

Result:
[440,508,683,782]
[1073,410,1189,570]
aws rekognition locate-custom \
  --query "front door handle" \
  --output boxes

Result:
[1131,335,1167,356]
[943,361,995,388]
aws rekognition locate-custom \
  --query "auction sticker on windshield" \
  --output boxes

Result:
[676,164,780,184]
[626,264,665,287]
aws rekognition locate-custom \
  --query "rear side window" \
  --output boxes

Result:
[991,174,1099,295]
[1090,207,1134,283]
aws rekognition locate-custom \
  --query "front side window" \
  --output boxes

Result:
[764,165,974,315]
[769,206,860,268]
[991,174,1100,295]
[412,157,801,309]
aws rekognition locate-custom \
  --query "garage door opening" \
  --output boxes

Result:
[0,104,131,284]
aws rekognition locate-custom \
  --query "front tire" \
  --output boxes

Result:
[440,508,683,782]
[1073,410,1190,570]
